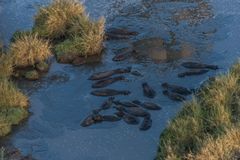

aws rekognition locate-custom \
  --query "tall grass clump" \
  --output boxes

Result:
[10,33,51,68]
[55,15,105,57]
[157,62,240,160]
[190,127,240,160]
[0,54,13,79]
[0,79,29,136]
[33,0,85,39]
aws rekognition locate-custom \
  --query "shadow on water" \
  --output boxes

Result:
[1,0,240,159]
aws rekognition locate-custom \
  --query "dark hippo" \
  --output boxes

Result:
[132,100,162,110]
[114,105,125,112]
[163,90,186,102]
[102,115,121,122]
[81,115,95,127]
[114,111,125,118]
[107,28,139,36]
[91,89,131,97]
[142,82,156,98]
[161,82,192,95]
[131,71,143,77]
[124,107,150,117]
[113,100,141,108]
[100,97,115,110]
[178,69,209,78]
[112,53,131,61]
[123,114,139,125]
[139,117,152,131]
[89,67,132,80]
[92,76,126,88]
[181,62,218,70]
[92,114,104,123]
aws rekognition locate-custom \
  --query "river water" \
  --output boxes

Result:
[0,0,240,159]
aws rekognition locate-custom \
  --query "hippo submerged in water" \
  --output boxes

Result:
[91,89,131,97]
[178,69,209,78]
[89,67,131,80]
[123,114,140,125]
[142,82,156,98]
[161,82,192,95]
[163,90,186,102]
[181,62,218,70]
[100,97,115,110]
[92,76,127,88]
[132,100,162,110]
[139,117,152,131]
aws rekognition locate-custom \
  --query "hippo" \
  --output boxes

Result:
[112,53,130,61]
[114,105,125,112]
[92,114,104,123]
[99,97,115,110]
[81,115,95,127]
[181,62,218,70]
[178,69,209,78]
[131,71,143,77]
[92,76,126,88]
[163,90,186,102]
[91,89,131,97]
[92,108,102,114]
[123,114,139,125]
[114,111,125,118]
[102,115,121,122]
[113,100,141,108]
[161,82,192,95]
[139,117,152,131]
[89,67,132,80]
[106,28,139,36]
[142,82,156,98]
[132,100,162,110]
[124,107,150,117]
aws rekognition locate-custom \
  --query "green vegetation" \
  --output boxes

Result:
[33,0,105,62]
[55,16,105,57]
[33,0,85,39]
[157,63,240,160]
[10,33,51,68]
[0,79,29,137]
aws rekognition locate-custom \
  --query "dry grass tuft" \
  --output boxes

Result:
[190,127,240,160]
[0,79,28,108]
[0,54,14,79]
[55,16,105,57]
[10,33,51,67]
[157,62,240,160]
[34,0,85,39]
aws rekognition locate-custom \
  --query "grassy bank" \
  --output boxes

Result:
[157,63,240,159]
[0,52,29,136]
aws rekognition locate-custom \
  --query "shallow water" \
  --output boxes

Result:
[1,0,240,159]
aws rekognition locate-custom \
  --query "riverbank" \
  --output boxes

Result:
[157,62,240,159]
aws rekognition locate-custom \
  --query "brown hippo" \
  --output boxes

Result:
[100,97,115,110]
[91,89,131,97]
[139,117,152,131]
[142,82,156,98]
[161,82,192,95]
[92,76,127,88]
[81,115,95,127]
[131,70,143,77]
[178,69,209,78]
[113,100,141,108]
[89,67,131,80]
[123,114,139,125]
[124,107,150,117]
[181,62,218,70]
[163,90,186,102]
[102,115,121,122]
[114,111,125,118]
[132,100,162,110]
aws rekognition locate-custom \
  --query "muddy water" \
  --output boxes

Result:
[1,0,240,159]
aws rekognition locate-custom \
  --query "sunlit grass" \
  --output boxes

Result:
[0,79,29,137]
[33,0,85,39]
[0,53,13,79]
[157,62,240,159]
[10,33,51,67]
[189,127,240,160]
[55,15,105,57]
